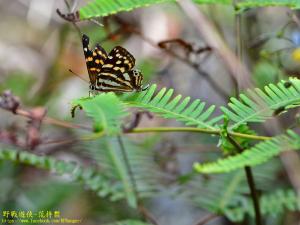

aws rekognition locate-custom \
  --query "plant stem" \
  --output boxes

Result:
[193,213,219,225]
[113,17,229,100]
[227,134,262,225]
[129,127,270,141]
[4,105,272,142]
[117,136,159,225]
[178,0,252,89]
[244,166,262,225]
[117,135,139,201]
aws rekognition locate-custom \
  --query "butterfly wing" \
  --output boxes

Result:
[101,46,135,74]
[82,34,108,87]
[96,46,136,92]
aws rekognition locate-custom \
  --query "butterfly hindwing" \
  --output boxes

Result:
[101,46,135,74]
[95,46,137,92]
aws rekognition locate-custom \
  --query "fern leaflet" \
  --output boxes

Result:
[237,0,300,9]
[221,78,300,131]
[82,136,164,207]
[224,189,300,221]
[194,130,300,173]
[78,0,299,20]
[72,93,127,135]
[123,84,222,130]
[185,161,292,222]
[79,0,173,20]
[0,148,126,201]
[79,0,238,20]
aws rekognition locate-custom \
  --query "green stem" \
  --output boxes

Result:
[128,127,270,141]
[227,134,262,225]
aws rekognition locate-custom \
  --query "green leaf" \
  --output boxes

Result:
[219,124,256,155]
[83,136,164,208]
[72,93,127,135]
[79,0,174,20]
[78,0,233,21]
[122,85,221,130]
[237,0,300,10]
[0,149,124,202]
[194,130,300,173]
[253,61,282,89]
[224,189,300,221]
[78,0,299,20]
[186,160,295,222]
[221,78,300,131]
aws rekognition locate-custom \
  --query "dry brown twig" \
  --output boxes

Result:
[178,0,252,90]
[112,16,230,99]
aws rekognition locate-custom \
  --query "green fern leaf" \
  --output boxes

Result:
[78,0,299,20]
[237,0,300,9]
[221,78,300,131]
[123,84,221,130]
[79,0,173,20]
[225,189,300,221]
[194,130,300,173]
[79,0,234,20]
[83,136,164,208]
[0,149,126,201]
[72,93,127,135]
[187,161,293,222]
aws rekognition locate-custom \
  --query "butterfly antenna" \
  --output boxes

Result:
[68,69,89,83]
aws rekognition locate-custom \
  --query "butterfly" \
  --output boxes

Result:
[82,34,149,93]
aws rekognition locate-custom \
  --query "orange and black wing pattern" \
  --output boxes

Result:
[96,46,138,92]
[81,34,146,92]
[82,34,107,88]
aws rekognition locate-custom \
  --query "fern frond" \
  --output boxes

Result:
[224,189,300,221]
[78,0,299,20]
[0,148,126,201]
[104,220,151,225]
[221,78,300,130]
[78,0,233,20]
[237,0,300,9]
[72,93,127,135]
[194,130,300,173]
[79,0,173,20]
[185,160,289,222]
[83,136,165,207]
[123,85,221,130]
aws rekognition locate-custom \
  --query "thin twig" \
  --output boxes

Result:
[193,213,219,225]
[138,205,159,225]
[63,0,82,35]
[178,0,252,90]
[234,1,242,95]
[2,102,272,141]
[113,17,229,100]
[15,108,92,131]
[129,127,271,141]
[227,134,262,225]
[117,136,159,225]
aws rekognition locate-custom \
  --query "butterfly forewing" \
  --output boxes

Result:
[82,34,108,88]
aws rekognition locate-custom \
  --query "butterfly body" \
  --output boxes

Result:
[82,34,148,93]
